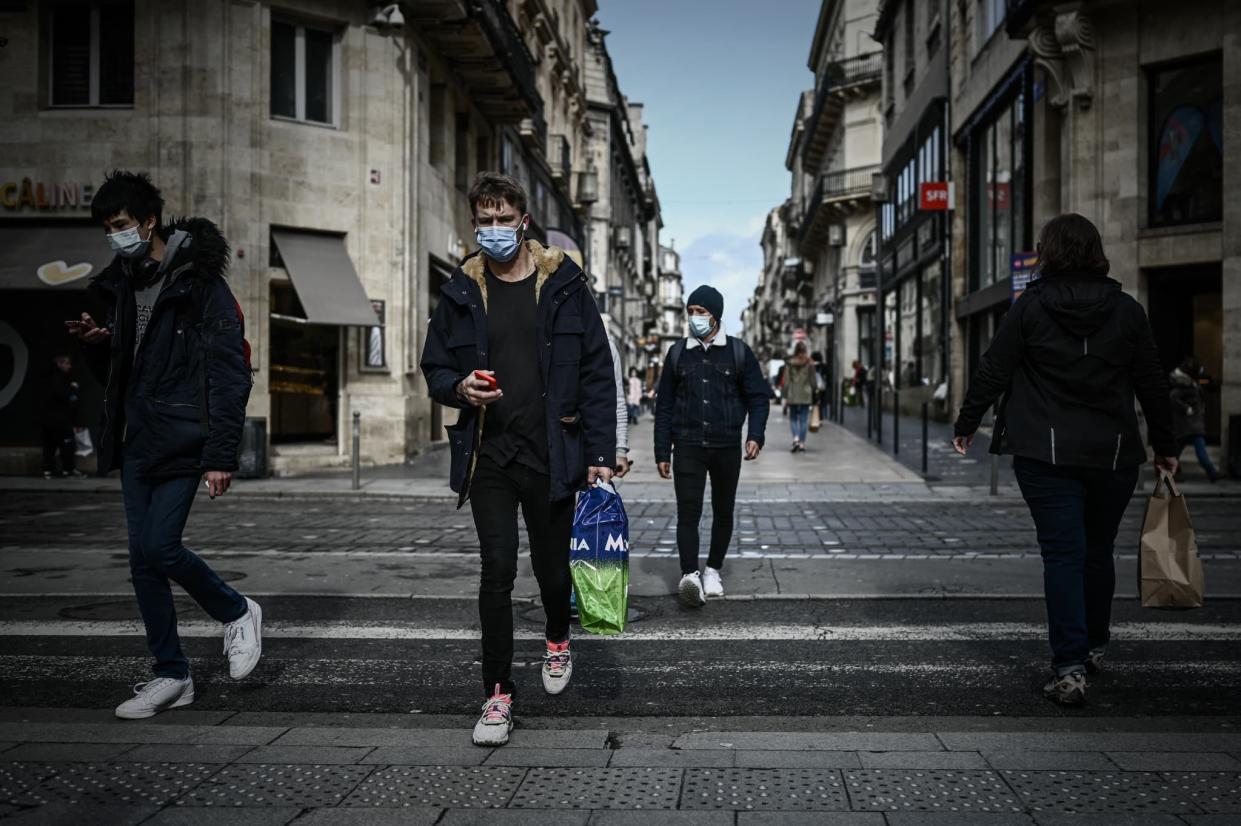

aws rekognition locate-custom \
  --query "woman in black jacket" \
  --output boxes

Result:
[952,213,1178,706]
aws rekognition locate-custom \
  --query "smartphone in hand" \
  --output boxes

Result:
[473,370,499,391]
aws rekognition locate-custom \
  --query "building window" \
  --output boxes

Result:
[270,18,338,126]
[971,87,1028,292]
[361,300,386,371]
[857,307,875,366]
[48,1,134,107]
[859,231,877,289]
[1148,53,1223,227]
[976,0,1005,50]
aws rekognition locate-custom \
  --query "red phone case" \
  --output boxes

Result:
[474,370,498,389]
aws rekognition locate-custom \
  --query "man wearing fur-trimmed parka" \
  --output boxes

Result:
[69,171,263,721]
[420,172,616,747]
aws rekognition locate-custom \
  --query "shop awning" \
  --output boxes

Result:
[270,229,380,326]
[0,224,114,290]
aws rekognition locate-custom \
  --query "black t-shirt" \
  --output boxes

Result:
[479,269,549,474]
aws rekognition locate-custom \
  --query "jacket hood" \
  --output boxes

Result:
[1033,275,1123,337]
[1169,367,1195,387]
[456,240,576,310]
[91,216,230,288]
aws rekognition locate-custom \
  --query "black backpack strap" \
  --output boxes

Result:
[729,336,746,378]
[665,338,687,380]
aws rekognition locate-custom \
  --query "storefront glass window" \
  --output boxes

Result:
[920,261,943,386]
[898,277,918,389]
[972,89,1028,292]
[1148,54,1223,227]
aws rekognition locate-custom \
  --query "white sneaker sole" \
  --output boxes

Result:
[115,686,195,720]
[472,721,512,747]
[679,578,706,607]
[229,599,263,680]
[542,660,573,695]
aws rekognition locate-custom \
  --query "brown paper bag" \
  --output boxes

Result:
[809,405,822,433]
[1139,470,1204,609]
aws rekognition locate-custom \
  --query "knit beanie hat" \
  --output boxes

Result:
[686,285,724,322]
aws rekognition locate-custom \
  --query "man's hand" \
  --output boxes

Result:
[952,434,974,456]
[203,470,232,499]
[65,313,111,345]
[615,455,632,478]
[744,440,761,461]
[455,371,503,407]
[1154,455,1180,476]
[657,461,672,479]
[587,465,614,485]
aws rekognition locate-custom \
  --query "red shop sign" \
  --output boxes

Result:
[918,181,954,211]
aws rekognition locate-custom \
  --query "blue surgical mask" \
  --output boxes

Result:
[689,315,714,339]
[476,223,525,263]
[107,224,151,259]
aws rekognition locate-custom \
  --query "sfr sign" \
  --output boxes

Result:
[919,182,954,211]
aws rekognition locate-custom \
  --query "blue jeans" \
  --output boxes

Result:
[789,404,810,443]
[1179,435,1219,479]
[122,460,247,679]
[1013,456,1138,675]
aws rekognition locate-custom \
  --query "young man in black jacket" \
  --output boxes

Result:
[654,286,771,607]
[69,171,262,719]
[420,173,615,746]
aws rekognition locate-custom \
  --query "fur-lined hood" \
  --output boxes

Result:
[458,240,572,310]
[1170,367,1196,388]
[92,216,231,289]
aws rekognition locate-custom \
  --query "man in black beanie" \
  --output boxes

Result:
[654,285,772,606]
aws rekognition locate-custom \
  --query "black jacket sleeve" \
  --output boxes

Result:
[740,343,772,447]
[653,343,678,464]
[1129,302,1177,457]
[955,295,1029,437]
[201,276,252,472]
[577,291,618,468]
[419,298,469,410]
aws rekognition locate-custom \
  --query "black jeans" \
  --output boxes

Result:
[470,455,574,698]
[122,459,247,679]
[41,425,75,474]
[1013,456,1139,675]
[673,443,742,575]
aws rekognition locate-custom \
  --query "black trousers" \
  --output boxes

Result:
[673,443,742,575]
[469,455,574,698]
[41,426,74,474]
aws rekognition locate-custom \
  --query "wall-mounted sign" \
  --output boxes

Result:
[1,178,95,211]
[1011,251,1039,303]
[918,181,954,211]
[814,312,834,326]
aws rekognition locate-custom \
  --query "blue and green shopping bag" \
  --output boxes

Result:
[569,482,629,635]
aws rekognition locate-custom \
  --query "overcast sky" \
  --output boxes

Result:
[595,0,822,332]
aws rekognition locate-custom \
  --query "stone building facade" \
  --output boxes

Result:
[0,0,665,475]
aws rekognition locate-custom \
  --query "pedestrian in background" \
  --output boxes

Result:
[654,285,770,607]
[1169,357,1219,483]
[627,367,643,426]
[611,338,632,478]
[40,355,83,479]
[71,170,262,720]
[953,213,1178,707]
[811,350,829,421]
[782,342,815,452]
[420,172,615,747]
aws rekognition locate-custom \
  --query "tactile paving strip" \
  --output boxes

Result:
[845,769,1022,812]
[0,763,60,806]
[344,766,524,808]
[180,764,373,807]
[1161,772,1241,813]
[681,768,848,811]
[510,767,681,809]
[32,762,219,807]
[1002,771,1199,813]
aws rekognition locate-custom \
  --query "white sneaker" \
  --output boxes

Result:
[678,572,707,607]
[115,676,194,720]
[472,684,513,746]
[542,639,573,695]
[223,597,262,679]
[703,566,724,598]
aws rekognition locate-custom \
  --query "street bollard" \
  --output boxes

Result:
[990,453,1000,496]
[921,402,929,476]
[352,411,361,491]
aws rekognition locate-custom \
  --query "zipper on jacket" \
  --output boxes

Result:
[1050,427,1057,465]
[1083,337,1088,356]
[1112,433,1122,470]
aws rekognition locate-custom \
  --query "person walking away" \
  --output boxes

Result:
[654,285,771,607]
[1169,358,1219,482]
[852,360,870,407]
[952,213,1177,707]
[40,355,83,478]
[627,368,644,425]
[420,173,615,746]
[783,343,815,452]
[69,170,262,719]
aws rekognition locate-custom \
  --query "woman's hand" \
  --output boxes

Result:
[952,434,974,456]
[1154,455,1180,476]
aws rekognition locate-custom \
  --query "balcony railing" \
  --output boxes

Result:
[802,51,883,165]
[802,164,880,230]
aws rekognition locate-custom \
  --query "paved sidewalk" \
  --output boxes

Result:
[0,710,1238,824]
